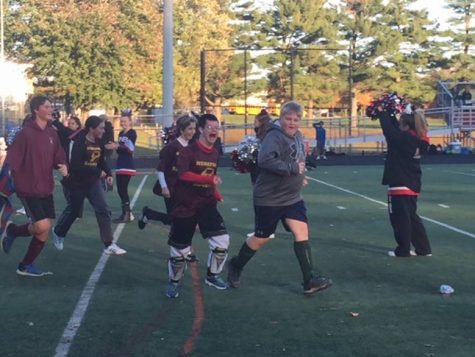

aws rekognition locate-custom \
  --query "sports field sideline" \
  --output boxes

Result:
[1,163,474,357]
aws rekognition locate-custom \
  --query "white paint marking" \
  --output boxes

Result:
[306,176,475,239]
[232,208,239,212]
[445,170,475,177]
[54,175,148,357]
[438,204,450,208]
[336,206,346,210]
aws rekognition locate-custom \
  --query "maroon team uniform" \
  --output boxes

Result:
[168,140,227,249]
[157,139,183,197]
[165,114,230,298]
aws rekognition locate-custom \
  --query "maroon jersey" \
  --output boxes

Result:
[172,141,219,218]
[156,139,185,195]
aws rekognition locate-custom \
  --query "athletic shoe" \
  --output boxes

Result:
[246,232,275,239]
[138,206,148,230]
[227,257,242,288]
[205,275,228,290]
[104,243,127,255]
[388,250,414,257]
[16,263,52,277]
[410,250,432,257]
[166,281,179,298]
[52,227,64,251]
[303,276,333,295]
[1,222,15,254]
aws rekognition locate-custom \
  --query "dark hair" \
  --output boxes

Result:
[176,113,197,136]
[84,116,104,130]
[254,109,272,139]
[69,116,82,129]
[198,113,218,128]
[29,95,52,119]
[121,108,132,118]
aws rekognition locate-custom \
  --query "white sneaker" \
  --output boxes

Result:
[387,250,396,257]
[410,250,432,257]
[246,232,275,239]
[104,243,127,255]
[52,228,64,251]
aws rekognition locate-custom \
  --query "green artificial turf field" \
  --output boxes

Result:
[0,164,474,357]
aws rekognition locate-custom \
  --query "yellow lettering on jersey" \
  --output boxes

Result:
[196,161,216,168]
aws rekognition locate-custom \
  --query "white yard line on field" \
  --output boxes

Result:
[445,170,475,177]
[306,176,475,240]
[54,175,149,357]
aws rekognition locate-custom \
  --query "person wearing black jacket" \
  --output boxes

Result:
[99,114,115,164]
[377,107,432,257]
[51,115,85,225]
[52,116,126,255]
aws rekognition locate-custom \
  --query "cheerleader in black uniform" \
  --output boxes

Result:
[377,105,432,257]
[113,110,137,223]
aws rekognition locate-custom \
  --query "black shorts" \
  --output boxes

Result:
[254,200,307,238]
[19,195,56,222]
[168,204,228,249]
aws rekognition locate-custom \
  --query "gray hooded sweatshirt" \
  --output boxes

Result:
[253,122,305,206]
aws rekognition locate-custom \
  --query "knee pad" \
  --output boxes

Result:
[168,256,187,282]
[207,248,228,275]
[170,246,192,258]
[208,234,230,251]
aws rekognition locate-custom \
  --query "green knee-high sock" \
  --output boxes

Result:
[293,241,314,283]
[233,242,256,270]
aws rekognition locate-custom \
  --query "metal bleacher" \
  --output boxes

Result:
[434,81,475,131]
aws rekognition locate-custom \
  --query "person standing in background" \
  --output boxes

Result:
[312,120,327,160]
[99,113,116,173]
[112,110,137,223]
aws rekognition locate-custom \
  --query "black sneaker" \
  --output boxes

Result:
[227,257,242,288]
[138,206,148,230]
[303,276,333,295]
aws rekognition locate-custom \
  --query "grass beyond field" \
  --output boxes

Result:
[0,164,474,357]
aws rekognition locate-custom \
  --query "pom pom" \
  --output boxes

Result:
[52,108,61,120]
[6,126,22,147]
[230,136,260,173]
[160,126,177,145]
[366,92,407,119]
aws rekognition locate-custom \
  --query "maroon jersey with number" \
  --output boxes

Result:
[156,139,185,195]
[172,141,219,217]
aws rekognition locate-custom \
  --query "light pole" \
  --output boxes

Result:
[162,0,173,128]
[1,0,6,136]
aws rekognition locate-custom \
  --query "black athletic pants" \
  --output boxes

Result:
[388,195,431,257]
